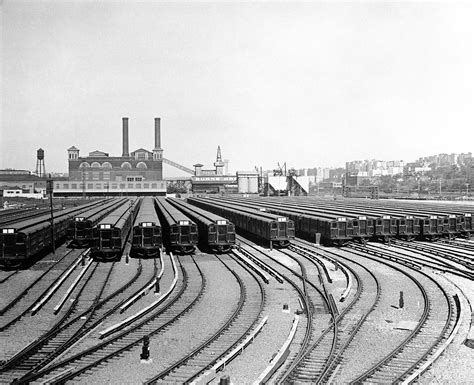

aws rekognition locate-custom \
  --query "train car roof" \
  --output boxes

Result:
[202,197,350,222]
[168,198,231,226]
[133,197,161,227]
[155,197,196,226]
[188,197,292,224]
[0,199,109,232]
[97,197,140,228]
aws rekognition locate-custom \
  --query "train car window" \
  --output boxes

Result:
[353,221,358,227]
[376,220,382,225]
[400,220,406,225]
[331,222,337,228]
[271,222,278,229]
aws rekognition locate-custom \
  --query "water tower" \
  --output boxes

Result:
[36,148,46,177]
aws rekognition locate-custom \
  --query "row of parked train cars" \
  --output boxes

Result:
[192,196,473,246]
[2,193,470,268]
[0,195,299,268]
[1,197,241,268]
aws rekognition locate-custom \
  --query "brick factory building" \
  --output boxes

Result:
[54,117,166,197]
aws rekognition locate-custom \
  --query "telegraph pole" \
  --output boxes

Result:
[47,175,55,254]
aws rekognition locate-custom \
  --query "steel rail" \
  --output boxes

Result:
[0,248,88,330]
[1,261,102,383]
[28,256,203,384]
[145,252,265,383]
[281,240,366,383]
[345,243,456,383]
[7,261,118,381]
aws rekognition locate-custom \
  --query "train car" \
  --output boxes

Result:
[287,197,437,241]
[131,197,162,258]
[167,197,235,253]
[201,196,356,246]
[337,198,462,238]
[90,198,141,261]
[187,197,295,248]
[67,198,127,247]
[155,197,198,254]
[260,197,414,242]
[217,197,377,244]
[0,200,107,268]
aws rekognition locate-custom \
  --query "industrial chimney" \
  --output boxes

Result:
[122,117,129,157]
[154,117,161,149]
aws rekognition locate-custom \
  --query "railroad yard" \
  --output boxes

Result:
[0,196,473,384]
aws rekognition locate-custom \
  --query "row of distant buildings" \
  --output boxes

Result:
[416,152,473,168]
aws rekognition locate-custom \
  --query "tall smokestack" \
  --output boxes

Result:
[154,117,161,148]
[122,117,129,157]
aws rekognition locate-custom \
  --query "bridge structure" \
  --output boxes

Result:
[162,158,193,192]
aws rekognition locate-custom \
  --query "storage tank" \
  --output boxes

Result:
[238,175,249,193]
[248,175,258,194]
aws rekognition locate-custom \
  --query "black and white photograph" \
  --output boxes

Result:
[0,0,473,383]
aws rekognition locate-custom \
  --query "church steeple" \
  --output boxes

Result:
[214,145,225,175]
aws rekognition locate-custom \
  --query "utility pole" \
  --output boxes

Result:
[47,175,55,254]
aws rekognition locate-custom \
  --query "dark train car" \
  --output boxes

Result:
[464,213,473,234]
[261,197,411,242]
[131,197,162,258]
[187,197,295,248]
[287,197,435,241]
[167,197,235,253]
[155,197,198,254]
[90,198,141,261]
[0,200,107,268]
[340,198,462,238]
[67,198,127,248]
[203,197,354,246]
[223,197,375,243]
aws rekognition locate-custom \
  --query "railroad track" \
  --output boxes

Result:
[235,238,335,383]
[394,240,474,269]
[23,254,205,384]
[238,237,320,372]
[346,243,460,383]
[145,253,265,383]
[374,241,474,280]
[0,260,110,383]
[282,240,381,383]
[0,256,162,382]
[0,270,18,284]
[0,247,89,331]
[437,238,474,250]
[0,208,53,227]
[278,246,336,383]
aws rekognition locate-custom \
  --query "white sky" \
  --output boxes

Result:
[1,1,473,175]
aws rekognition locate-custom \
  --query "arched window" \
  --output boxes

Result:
[136,162,147,169]
[121,162,132,169]
[91,162,101,168]
[79,162,90,168]
[102,162,112,169]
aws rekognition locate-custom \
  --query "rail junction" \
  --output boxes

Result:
[0,196,473,383]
